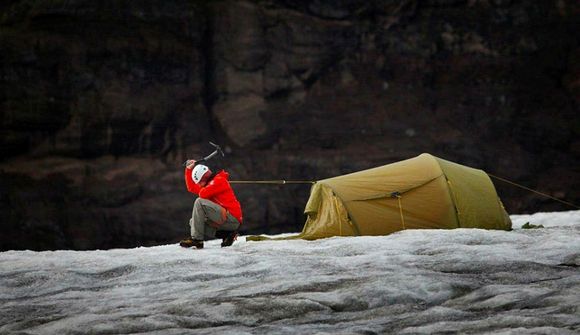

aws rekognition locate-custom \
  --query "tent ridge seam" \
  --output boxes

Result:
[348,173,445,202]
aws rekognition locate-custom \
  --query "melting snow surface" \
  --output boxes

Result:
[1,211,579,334]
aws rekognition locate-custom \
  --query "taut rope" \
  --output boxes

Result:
[230,175,579,210]
[230,180,316,185]
[488,173,579,210]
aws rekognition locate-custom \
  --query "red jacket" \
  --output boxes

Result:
[184,168,243,224]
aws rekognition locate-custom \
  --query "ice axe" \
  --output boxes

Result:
[182,142,225,167]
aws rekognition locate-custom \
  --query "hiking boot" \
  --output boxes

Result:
[179,237,204,249]
[221,231,238,248]
[215,230,229,239]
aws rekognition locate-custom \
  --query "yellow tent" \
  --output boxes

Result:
[249,153,511,241]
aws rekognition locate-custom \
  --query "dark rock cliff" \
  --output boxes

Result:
[1,0,578,250]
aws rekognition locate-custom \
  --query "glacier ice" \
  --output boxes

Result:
[1,211,579,334]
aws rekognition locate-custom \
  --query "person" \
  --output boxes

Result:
[179,160,243,249]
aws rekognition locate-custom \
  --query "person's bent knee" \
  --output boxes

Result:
[194,197,213,208]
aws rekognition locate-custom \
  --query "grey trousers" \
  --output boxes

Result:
[190,198,240,240]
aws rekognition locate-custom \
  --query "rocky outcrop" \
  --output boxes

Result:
[1,0,578,250]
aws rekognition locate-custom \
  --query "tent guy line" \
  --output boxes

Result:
[230,180,316,184]
[487,173,580,210]
[229,172,579,210]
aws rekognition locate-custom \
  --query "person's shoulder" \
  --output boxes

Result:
[215,170,230,180]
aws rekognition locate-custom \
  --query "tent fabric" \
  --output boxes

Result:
[247,153,511,241]
[434,157,510,230]
[303,183,358,239]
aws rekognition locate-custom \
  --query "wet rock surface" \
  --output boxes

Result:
[0,0,579,250]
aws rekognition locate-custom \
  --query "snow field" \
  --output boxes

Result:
[0,211,579,334]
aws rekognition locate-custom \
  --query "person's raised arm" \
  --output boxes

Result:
[184,160,201,195]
